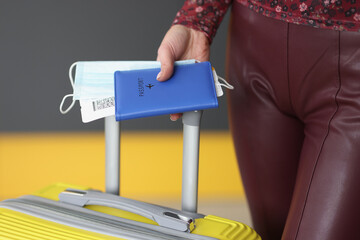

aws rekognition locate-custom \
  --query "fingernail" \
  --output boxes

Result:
[156,71,162,80]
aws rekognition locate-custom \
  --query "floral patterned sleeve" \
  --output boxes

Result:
[172,0,233,44]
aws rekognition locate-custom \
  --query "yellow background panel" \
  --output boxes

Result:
[0,131,244,200]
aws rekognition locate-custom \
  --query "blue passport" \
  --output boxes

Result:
[114,61,218,121]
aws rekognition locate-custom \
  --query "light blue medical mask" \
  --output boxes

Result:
[60,60,196,114]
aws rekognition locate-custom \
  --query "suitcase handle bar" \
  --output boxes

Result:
[104,110,203,214]
[182,110,202,213]
[105,116,120,195]
[59,188,204,232]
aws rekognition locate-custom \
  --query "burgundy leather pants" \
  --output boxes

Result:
[227,2,360,240]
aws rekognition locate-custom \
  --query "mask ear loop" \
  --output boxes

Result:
[212,68,235,90]
[217,75,234,90]
[59,62,77,114]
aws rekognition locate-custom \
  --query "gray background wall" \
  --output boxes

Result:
[0,0,231,132]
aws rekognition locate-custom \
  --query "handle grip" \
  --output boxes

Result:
[59,188,204,232]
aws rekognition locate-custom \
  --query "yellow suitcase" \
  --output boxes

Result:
[0,112,261,240]
[0,183,260,240]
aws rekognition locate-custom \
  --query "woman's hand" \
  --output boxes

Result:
[156,24,210,121]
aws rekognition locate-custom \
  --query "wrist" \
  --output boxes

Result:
[171,22,212,45]
[172,1,232,44]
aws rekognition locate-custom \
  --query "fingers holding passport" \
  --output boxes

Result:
[156,25,210,121]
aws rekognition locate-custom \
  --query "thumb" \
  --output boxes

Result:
[156,43,175,82]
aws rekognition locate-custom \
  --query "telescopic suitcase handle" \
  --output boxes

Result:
[104,110,203,213]
[105,115,120,196]
[181,110,202,213]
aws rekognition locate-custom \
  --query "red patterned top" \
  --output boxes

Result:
[173,0,360,43]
